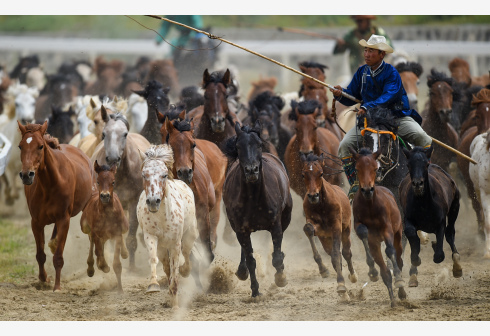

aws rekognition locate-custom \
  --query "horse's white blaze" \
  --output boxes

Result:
[486,107,489,112]
[26,137,32,144]
[309,165,313,171]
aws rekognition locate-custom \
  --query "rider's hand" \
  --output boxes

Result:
[358,107,367,116]
[329,85,343,98]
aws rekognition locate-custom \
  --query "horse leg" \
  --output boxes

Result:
[48,225,58,254]
[189,251,203,291]
[126,202,139,272]
[209,191,222,251]
[144,233,161,294]
[369,237,396,308]
[113,236,123,293]
[404,219,421,287]
[271,222,287,288]
[468,182,485,238]
[168,243,181,309]
[1,173,14,205]
[432,222,446,264]
[236,232,260,297]
[303,222,329,278]
[52,218,70,292]
[446,196,462,278]
[180,223,198,278]
[480,190,490,259]
[341,225,357,283]
[235,247,249,281]
[87,235,95,277]
[319,235,346,295]
[120,232,129,260]
[197,206,214,265]
[393,229,407,300]
[31,222,48,283]
[95,238,110,273]
[355,223,378,281]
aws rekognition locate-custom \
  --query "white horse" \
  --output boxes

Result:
[469,130,490,258]
[0,82,39,205]
[126,92,148,134]
[68,95,101,147]
[137,144,199,309]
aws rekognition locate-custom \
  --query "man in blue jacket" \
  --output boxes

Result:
[330,34,432,199]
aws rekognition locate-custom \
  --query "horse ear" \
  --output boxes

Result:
[138,148,146,163]
[222,69,232,87]
[300,152,307,162]
[253,119,262,134]
[132,89,145,97]
[203,69,210,84]
[17,120,27,135]
[113,96,119,103]
[178,109,186,121]
[163,87,171,95]
[40,120,48,135]
[402,147,411,159]
[101,105,109,122]
[189,117,195,133]
[156,109,166,123]
[94,160,101,173]
[425,146,433,159]
[90,98,97,109]
[165,116,175,134]
[234,121,242,136]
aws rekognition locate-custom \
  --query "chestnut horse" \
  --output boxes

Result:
[285,100,342,199]
[399,146,462,288]
[222,122,292,298]
[421,69,459,172]
[18,121,95,291]
[349,147,407,308]
[301,153,357,299]
[395,62,424,111]
[80,161,129,293]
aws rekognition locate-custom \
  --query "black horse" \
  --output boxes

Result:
[222,122,293,298]
[133,80,170,145]
[46,105,75,144]
[399,146,462,287]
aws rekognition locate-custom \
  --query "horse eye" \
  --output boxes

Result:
[101,133,105,140]
[97,182,99,185]
[192,143,196,149]
[39,145,44,150]
[301,173,304,178]
[162,174,168,179]
[123,133,128,138]
[18,145,21,150]
[112,181,115,185]
[94,120,98,125]
[320,172,323,177]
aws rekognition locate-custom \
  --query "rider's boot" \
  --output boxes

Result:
[342,156,359,201]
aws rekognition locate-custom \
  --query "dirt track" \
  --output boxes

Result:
[1,188,490,322]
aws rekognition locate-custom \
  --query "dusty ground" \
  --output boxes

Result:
[1,187,490,322]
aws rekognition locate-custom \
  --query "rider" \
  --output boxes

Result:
[330,34,432,199]
[333,15,393,76]
[155,15,207,56]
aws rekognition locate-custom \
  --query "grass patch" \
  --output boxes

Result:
[0,220,35,284]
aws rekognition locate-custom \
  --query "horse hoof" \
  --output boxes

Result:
[453,269,463,278]
[348,272,358,283]
[319,268,329,278]
[394,279,405,289]
[369,272,379,282]
[121,250,129,260]
[145,283,161,294]
[337,283,347,294]
[339,291,350,302]
[251,291,262,299]
[87,268,95,277]
[433,252,445,264]
[391,301,396,308]
[408,275,418,287]
[398,287,407,300]
[179,265,190,278]
[274,273,288,287]
[235,268,249,281]
[102,266,110,273]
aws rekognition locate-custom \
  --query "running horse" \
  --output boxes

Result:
[395,62,424,111]
[18,121,95,291]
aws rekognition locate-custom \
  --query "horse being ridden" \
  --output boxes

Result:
[222,122,292,297]
[137,145,199,309]
[301,153,357,299]
[349,147,407,307]
[399,146,462,287]
[80,161,129,293]
[18,121,95,291]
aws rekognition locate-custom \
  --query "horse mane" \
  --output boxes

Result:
[358,147,373,156]
[357,106,399,134]
[448,58,470,72]
[108,112,130,131]
[304,153,321,162]
[138,80,167,99]
[249,91,284,118]
[142,144,174,179]
[166,103,187,121]
[203,70,230,89]
[222,125,266,161]
[172,118,192,133]
[427,68,453,88]
[22,124,61,150]
[288,99,321,121]
[299,61,328,72]
[395,62,424,78]
[96,164,113,172]
[472,88,490,105]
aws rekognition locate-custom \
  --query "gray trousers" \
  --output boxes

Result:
[338,116,432,159]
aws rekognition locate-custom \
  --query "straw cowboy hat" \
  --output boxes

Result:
[359,34,394,53]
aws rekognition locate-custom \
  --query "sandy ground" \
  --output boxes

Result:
[1,184,490,322]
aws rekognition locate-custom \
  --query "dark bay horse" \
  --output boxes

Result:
[34,74,78,122]
[84,56,125,99]
[284,100,341,199]
[143,59,180,100]
[222,122,293,297]
[80,161,129,293]
[18,121,95,291]
[46,105,75,144]
[133,80,171,145]
[399,146,462,287]
[91,107,151,270]
[349,147,407,307]
[301,153,357,299]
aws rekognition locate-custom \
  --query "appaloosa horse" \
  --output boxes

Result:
[222,122,293,297]
[91,107,151,270]
[399,146,462,287]
[301,153,357,299]
[285,100,342,199]
[350,147,407,307]
[18,121,95,291]
[80,161,129,293]
[137,144,200,309]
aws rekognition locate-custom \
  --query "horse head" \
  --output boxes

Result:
[249,91,284,147]
[133,80,170,114]
[300,79,328,127]
[427,69,455,124]
[472,88,490,134]
[9,83,38,124]
[299,61,328,83]
[47,104,75,144]
[101,106,130,167]
[140,144,174,212]
[396,62,423,110]
[202,68,231,133]
[300,153,325,205]
[403,146,433,197]
[94,160,117,204]
[289,100,321,156]
[349,147,381,200]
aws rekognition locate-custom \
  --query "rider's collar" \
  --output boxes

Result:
[370,60,385,77]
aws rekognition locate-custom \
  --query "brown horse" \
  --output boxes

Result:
[84,56,125,99]
[159,115,218,263]
[18,121,95,291]
[187,69,238,149]
[349,147,406,308]
[80,161,129,293]
[143,59,180,100]
[34,74,78,122]
[395,62,424,111]
[301,153,357,299]
[457,88,490,236]
[421,69,459,172]
[284,100,342,199]
[246,76,277,103]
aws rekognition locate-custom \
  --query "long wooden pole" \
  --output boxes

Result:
[144,15,478,165]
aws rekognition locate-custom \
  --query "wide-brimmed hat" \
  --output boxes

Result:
[350,15,376,20]
[359,34,394,53]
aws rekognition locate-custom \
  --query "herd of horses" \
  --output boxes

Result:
[1,52,490,310]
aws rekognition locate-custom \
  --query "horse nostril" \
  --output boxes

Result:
[253,166,259,173]
[188,169,193,174]
[106,156,109,162]
[19,172,23,179]
[370,187,374,192]
[146,199,150,205]
[28,172,35,177]
[156,199,161,204]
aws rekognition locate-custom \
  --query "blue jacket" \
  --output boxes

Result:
[337,61,422,124]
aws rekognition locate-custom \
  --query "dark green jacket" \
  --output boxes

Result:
[156,15,203,47]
